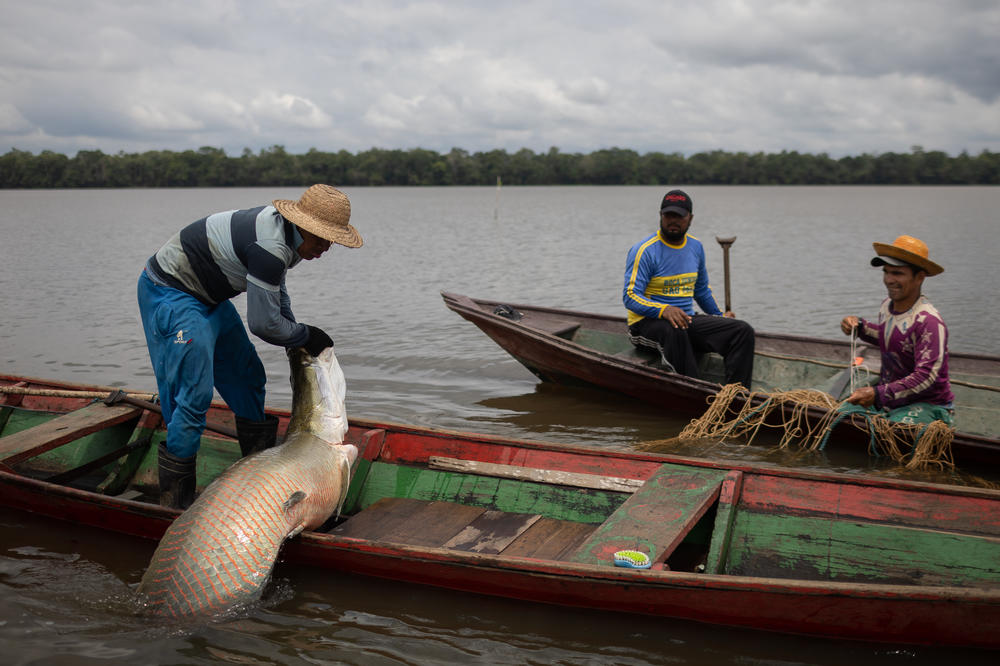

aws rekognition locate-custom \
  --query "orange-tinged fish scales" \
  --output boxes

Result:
[138,348,356,617]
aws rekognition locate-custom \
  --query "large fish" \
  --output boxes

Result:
[138,347,357,618]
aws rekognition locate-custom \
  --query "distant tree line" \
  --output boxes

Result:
[1,145,997,188]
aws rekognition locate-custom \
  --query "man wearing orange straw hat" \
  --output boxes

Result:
[137,184,362,508]
[839,235,954,425]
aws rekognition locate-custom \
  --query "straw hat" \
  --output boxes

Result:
[871,235,943,276]
[273,184,362,248]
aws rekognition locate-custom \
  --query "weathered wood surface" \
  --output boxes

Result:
[332,497,487,547]
[523,316,580,337]
[739,474,1000,535]
[499,517,597,560]
[0,402,141,466]
[381,430,662,481]
[332,496,599,560]
[443,510,542,554]
[428,456,644,493]
[704,470,744,575]
[726,511,1000,587]
[354,461,627,525]
[0,381,29,408]
[570,463,728,567]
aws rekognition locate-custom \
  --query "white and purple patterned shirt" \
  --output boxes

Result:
[857,295,954,409]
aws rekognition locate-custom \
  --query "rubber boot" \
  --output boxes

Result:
[157,441,196,510]
[235,414,279,457]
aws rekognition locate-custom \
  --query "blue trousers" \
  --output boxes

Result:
[138,271,266,458]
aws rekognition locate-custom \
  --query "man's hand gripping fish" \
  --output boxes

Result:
[138,347,357,617]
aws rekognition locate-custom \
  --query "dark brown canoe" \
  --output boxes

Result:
[441,291,1000,470]
[2,372,1000,647]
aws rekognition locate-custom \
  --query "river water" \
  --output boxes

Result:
[1,186,998,664]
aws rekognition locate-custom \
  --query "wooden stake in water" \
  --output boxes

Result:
[715,236,736,313]
[494,176,501,220]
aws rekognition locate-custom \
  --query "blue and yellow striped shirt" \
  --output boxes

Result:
[622,232,722,326]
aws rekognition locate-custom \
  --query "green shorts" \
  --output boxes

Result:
[881,401,954,427]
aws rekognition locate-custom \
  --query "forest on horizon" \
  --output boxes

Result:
[1,145,997,188]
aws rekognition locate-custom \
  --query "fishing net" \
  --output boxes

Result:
[637,383,956,471]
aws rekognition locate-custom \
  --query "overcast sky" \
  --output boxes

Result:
[2,1,998,158]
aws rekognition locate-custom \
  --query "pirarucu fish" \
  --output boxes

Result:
[138,347,357,617]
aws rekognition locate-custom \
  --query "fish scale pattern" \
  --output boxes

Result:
[139,439,352,617]
[138,348,355,618]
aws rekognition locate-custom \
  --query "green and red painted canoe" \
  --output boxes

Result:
[441,292,1000,470]
[2,372,999,648]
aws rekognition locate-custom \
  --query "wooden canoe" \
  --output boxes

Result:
[2,372,999,648]
[441,292,1000,470]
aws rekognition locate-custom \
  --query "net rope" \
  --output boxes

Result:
[637,381,956,471]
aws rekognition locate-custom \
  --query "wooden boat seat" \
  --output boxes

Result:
[613,335,722,375]
[569,463,728,569]
[428,456,644,493]
[522,315,581,338]
[0,402,142,467]
[612,346,665,366]
[331,497,597,559]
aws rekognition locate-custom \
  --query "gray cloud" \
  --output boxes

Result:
[1,0,997,157]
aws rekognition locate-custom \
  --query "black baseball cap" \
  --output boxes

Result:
[660,189,692,215]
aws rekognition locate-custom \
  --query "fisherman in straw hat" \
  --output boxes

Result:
[839,235,954,425]
[137,184,362,508]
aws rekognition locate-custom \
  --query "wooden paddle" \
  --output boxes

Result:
[715,236,736,313]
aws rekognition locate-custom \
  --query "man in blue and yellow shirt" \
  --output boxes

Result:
[623,190,754,388]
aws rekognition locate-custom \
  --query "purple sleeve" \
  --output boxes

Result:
[874,315,948,409]
[856,317,881,346]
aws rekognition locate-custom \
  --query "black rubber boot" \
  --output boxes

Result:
[157,441,196,510]
[235,414,279,457]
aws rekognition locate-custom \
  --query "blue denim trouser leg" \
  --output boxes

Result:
[138,271,266,458]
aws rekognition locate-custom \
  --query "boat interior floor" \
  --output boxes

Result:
[329,497,598,560]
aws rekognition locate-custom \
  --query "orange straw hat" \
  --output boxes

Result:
[871,235,943,276]
[273,184,362,248]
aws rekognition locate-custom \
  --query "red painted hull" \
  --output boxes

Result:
[2,372,1000,648]
[3,468,998,648]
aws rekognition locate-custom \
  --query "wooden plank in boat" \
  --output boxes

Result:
[501,517,598,561]
[384,500,487,547]
[340,428,387,515]
[524,317,580,337]
[570,463,727,568]
[0,381,28,408]
[428,456,642,493]
[704,470,744,574]
[725,511,1000,586]
[332,497,486,548]
[0,402,142,466]
[739,474,1000,534]
[332,497,429,540]
[443,510,542,554]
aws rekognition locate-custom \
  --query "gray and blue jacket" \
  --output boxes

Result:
[145,205,309,348]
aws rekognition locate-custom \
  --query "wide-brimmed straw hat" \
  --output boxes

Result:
[273,184,362,248]
[871,235,943,276]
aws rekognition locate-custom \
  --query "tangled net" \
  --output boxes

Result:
[637,383,956,471]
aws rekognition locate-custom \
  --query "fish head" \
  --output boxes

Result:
[286,346,349,444]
